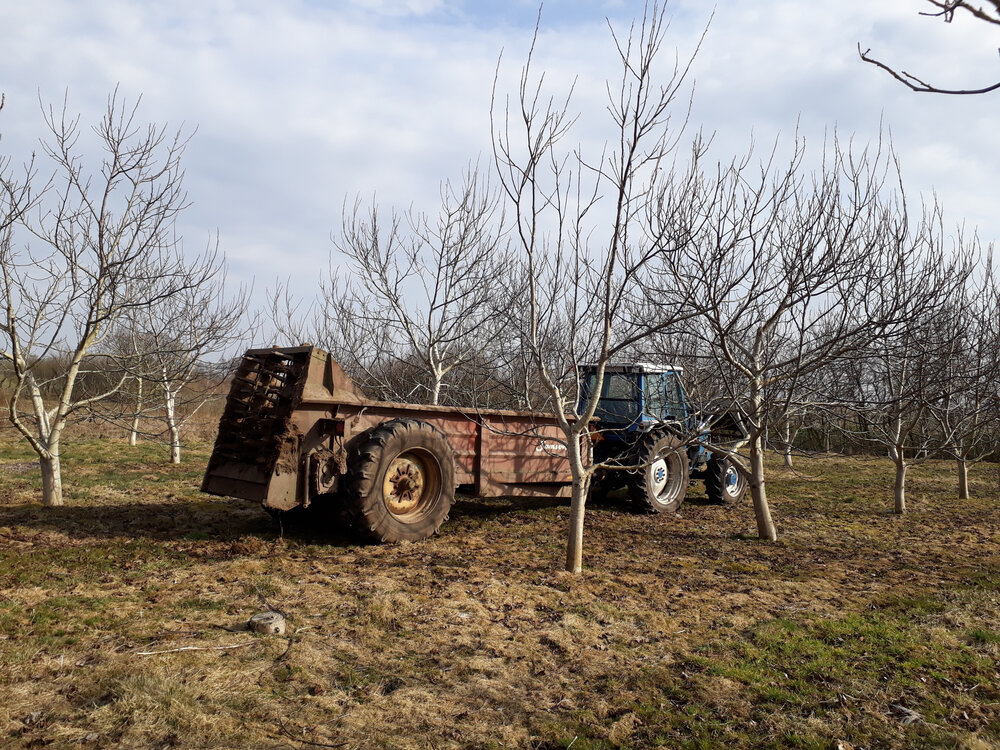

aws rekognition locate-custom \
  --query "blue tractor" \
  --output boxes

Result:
[578,363,748,512]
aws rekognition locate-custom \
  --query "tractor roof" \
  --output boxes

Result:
[579,362,683,375]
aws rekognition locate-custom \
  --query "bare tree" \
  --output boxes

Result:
[837,314,953,514]
[935,253,1000,498]
[301,167,510,406]
[859,1,1000,94]
[95,326,152,446]
[116,253,250,463]
[0,91,202,505]
[821,209,974,514]
[493,3,707,573]
[772,404,809,470]
[651,139,957,539]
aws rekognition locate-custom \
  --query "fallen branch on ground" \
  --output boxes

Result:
[134,642,255,656]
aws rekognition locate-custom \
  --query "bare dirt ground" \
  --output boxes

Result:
[0,436,997,748]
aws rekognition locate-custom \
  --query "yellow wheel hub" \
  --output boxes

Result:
[383,455,426,515]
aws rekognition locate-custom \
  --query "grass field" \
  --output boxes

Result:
[0,435,998,749]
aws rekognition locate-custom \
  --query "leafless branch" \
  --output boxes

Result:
[858,0,1000,94]
[858,44,1000,94]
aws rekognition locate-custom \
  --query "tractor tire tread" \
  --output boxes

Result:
[627,430,689,514]
[705,455,748,505]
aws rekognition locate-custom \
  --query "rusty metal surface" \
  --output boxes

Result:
[201,348,311,505]
[202,346,579,510]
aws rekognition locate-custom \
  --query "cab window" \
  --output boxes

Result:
[666,372,685,417]
[584,373,639,423]
[644,374,667,420]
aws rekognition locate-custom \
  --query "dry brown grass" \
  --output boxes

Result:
[0,433,998,748]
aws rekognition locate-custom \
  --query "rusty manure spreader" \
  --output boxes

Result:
[202,346,578,542]
[202,346,747,543]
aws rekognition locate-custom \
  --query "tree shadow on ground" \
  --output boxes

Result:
[450,495,570,520]
[448,488,659,519]
[0,492,605,548]
[0,500,276,543]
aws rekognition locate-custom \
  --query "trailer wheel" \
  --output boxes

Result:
[345,419,455,542]
[628,432,689,513]
[705,455,747,505]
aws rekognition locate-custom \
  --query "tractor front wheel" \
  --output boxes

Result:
[705,455,748,505]
[628,432,689,513]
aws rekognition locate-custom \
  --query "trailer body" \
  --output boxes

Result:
[202,347,576,538]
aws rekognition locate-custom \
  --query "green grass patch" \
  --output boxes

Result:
[969,628,1000,645]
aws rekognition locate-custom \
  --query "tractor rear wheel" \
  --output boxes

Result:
[705,455,748,505]
[345,419,455,542]
[628,432,689,513]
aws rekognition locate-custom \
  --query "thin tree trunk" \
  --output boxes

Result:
[26,375,64,507]
[893,460,907,515]
[169,426,181,463]
[749,436,777,541]
[564,436,589,574]
[129,378,143,447]
[957,458,969,500]
[783,419,793,469]
[165,388,181,464]
[40,453,64,507]
[565,477,590,574]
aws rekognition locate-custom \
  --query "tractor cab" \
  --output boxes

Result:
[578,362,688,433]
[577,362,748,509]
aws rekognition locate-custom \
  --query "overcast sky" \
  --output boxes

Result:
[1,0,997,311]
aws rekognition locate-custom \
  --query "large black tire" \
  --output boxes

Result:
[628,432,689,513]
[345,419,455,543]
[705,455,748,505]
